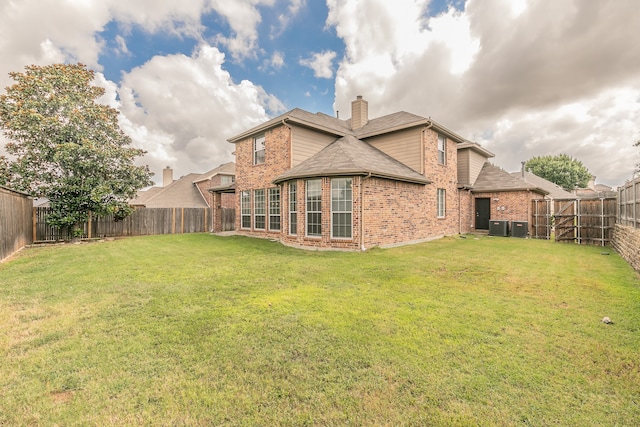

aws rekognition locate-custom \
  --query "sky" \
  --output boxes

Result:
[1,0,639,188]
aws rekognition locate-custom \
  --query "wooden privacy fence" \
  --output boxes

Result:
[34,207,211,242]
[531,197,617,246]
[1,186,33,261]
[618,176,640,228]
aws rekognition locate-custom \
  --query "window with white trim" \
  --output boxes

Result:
[254,189,265,229]
[437,188,446,218]
[241,191,251,229]
[306,179,321,237]
[289,182,297,235]
[437,134,446,165]
[220,175,234,185]
[253,134,265,165]
[269,187,280,231]
[331,178,352,239]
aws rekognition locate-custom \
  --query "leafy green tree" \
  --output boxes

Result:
[0,63,153,234]
[0,155,10,187]
[525,154,591,190]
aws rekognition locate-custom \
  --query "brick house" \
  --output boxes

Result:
[227,96,546,250]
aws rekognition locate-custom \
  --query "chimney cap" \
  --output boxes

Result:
[356,95,363,99]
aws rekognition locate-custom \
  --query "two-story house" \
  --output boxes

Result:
[228,97,472,249]
[227,96,546,250]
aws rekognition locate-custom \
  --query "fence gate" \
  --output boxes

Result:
[554,199,577,243]
[531,199,552,239]
[531,197,616,246]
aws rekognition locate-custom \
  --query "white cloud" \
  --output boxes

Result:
[118,44,284,182]
[272,0,306,38]
[300,50,337,79]
[329,0,640,186]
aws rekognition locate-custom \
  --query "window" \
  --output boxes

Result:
[306,179,322,237]
[253,134,265,165]
[289,181,297,235]
[269,187,281,231]
[254,189,265,229]
[241,191,251,229]
[331,178,352,239]
[437,134,446,165]
[220,175,234,185]
[437,188,446,218]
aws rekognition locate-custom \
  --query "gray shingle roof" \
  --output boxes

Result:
[273,135,430,185]
[472,163,547,194]
[510,170,574,199]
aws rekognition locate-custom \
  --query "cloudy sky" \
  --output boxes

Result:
[1,0,639,187]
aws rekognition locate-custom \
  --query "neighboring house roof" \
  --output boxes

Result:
[131,173,209,208]
[273,135,431,185]
[192,162,235,184]
[227,108,467,144]
[473,163,548,194]
[510,170,575,199]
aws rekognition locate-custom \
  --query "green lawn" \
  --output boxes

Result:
[1,234,639,426]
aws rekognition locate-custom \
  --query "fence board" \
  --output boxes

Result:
[0,186,33,261]
[34,207,211,242]
[618,177,640,228]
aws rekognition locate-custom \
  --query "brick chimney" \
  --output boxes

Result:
[351,95,368,130]
[163,166,173,187]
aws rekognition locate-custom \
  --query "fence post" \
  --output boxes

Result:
[88,212,92,239]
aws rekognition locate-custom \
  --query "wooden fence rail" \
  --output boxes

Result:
[618,176,640,228]
[0,186,33,262]
[34,207,211,242]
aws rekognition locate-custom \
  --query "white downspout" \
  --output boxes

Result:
[360,173,372,251]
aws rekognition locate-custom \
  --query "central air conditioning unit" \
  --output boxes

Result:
[488,220,509,237]
[511,221,528,238]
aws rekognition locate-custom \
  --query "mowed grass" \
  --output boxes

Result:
[0,234,639,426]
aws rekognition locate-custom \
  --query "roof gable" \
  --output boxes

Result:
[273,135,430,185]
[132,173,209,208]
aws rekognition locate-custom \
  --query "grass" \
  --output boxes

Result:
[1,234,639,426]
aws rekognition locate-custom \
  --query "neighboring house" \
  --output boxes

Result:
[131,162,235,210]
[227,96,547,250]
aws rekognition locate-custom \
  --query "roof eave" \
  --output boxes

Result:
[228,115,347,144]
[472,187,549,195]
[273,170,430,185]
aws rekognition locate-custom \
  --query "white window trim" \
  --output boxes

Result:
[331,178,353,240]
[253,134,265,165]
[268,187,281,231]
[254,189,265,230]
[240,191,251,229]
[306,179,322,237]
[437,188,446,218]
[289,182,297,236]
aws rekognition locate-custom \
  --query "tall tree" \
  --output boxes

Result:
[0,63,153,233]
[525,154,592,190]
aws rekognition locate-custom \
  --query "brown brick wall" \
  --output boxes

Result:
[459,190,474,233]
[234,124,291,237]
[471,191,544,234]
